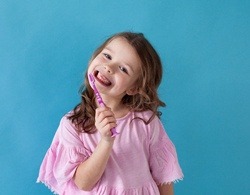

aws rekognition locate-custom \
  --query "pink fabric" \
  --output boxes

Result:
[37,111,183,194]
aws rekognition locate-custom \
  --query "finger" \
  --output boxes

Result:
[102,122,117,136]
[95,113,114,126]
[96,109,115,122]
[95,115,116,130]
[95,107,112,118]
[95,106,108,113]
[96,106,111,112]
[102,116,116,126]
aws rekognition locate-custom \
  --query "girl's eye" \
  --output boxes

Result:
[119,66,128,74]
[103,53,112,60]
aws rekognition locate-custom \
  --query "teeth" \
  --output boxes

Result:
[97,73,111,85]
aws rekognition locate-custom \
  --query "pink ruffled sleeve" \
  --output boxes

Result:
[37,115,91,194]
[149,117,184,185]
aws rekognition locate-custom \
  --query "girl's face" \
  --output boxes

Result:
[88,37,141,101]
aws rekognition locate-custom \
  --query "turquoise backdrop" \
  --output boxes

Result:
[1,1,249,194]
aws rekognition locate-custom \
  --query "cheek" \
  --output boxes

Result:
[88,59,98,71]
[125,79,137,90]
[129,74,140,85]
[87,64,94,74]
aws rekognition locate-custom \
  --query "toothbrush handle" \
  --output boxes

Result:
[110,128,119,137]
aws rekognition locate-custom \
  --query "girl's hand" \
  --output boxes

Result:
[95,107,116,141]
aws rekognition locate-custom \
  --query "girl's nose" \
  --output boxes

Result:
[103,64,114,74]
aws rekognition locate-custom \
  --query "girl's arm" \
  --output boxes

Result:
[73,107,116,191]
[74,138,114,191]
[158,183,174,195]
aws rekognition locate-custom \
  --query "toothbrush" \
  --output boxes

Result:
[88,73,119,137]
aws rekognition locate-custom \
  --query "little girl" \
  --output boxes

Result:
[37,32,183,194]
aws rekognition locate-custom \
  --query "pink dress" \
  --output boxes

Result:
[37,111,183,194]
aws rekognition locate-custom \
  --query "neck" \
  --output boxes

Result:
[98,96,129,118]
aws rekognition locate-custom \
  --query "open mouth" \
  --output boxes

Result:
[94,70,112,86]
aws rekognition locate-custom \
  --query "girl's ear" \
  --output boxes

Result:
[126,87,138,96]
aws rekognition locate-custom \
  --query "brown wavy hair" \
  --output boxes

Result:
[68,32,166,133]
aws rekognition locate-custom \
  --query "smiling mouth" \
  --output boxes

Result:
[94,71,112,86]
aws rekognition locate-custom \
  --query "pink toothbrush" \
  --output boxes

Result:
[88,73,119,137]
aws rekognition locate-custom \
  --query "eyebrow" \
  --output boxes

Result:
[104,46,135,73]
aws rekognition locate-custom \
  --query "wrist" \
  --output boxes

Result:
[100,137,115,147]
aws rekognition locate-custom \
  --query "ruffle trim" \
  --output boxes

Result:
[158,176,184,186]
[36,179,178,195]
[36,179,59,195]
[94,181,161,195]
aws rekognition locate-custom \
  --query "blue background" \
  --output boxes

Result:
[1,1,249,194]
